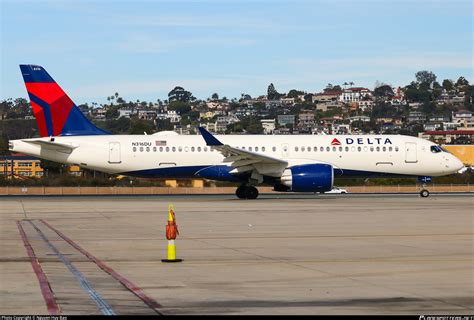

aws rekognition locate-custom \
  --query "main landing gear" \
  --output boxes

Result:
[236,185,259,199]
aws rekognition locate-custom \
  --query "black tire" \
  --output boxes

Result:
[420,189,430,198]
[245,186,259,199]
[236,186,247,199]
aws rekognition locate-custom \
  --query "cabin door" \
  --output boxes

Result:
[405,142,417,163]
[108,142,121,164]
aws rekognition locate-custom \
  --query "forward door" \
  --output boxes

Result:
[405,142,417,163]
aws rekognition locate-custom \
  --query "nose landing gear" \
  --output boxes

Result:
[418,176,432,198]
[236,185,259,199]
[420,189,430,197]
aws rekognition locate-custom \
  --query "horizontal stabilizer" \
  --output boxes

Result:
[22,138,78,152]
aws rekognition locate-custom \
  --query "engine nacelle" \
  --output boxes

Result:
[280,163,333,192]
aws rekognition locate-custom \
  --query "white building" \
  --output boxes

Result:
[339,87,372,103]
[138,110,157,120]
[260,119,276,134]
[452,110,473,123]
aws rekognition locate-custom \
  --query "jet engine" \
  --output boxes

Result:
[280,163,333,192]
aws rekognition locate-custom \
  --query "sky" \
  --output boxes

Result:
[1,0,473,105]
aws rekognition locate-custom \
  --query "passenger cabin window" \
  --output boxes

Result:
[272,147,276,152]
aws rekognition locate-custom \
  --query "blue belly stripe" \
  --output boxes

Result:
[121,165,416,180]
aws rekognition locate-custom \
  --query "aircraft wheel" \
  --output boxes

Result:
[420,189,430,198]
[245,186,259,199]
[236,186,247,199]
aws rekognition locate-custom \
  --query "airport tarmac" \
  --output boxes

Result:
[1,194,473,315]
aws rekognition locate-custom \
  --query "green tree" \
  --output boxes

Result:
[156,119,173,131]
[415,70,437,89]
[105,106,119,119]
[168,101,191,115]
[456,76,469,88]
[267,83,281,100]
[168,86,194,103]
[95,117,130,134]
[287,89,304,98]
[129,118,155,134]
[442,79,454,91]
[211,93,219,100]
[464,85,474,111]
[373,85,394,98]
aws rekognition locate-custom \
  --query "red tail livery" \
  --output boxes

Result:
[19,65,108,137]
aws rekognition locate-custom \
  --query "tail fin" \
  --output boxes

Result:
[19,64,109,137]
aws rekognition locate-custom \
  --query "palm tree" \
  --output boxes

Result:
[349,81,355,87]
[343,82,348,89]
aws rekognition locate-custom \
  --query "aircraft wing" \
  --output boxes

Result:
[198,127,287,177]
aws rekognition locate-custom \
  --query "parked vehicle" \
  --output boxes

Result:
[323,187,348,194]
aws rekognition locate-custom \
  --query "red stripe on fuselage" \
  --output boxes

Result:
[30,101,48,137]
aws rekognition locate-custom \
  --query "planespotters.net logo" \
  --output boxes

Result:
[419,316,474,320]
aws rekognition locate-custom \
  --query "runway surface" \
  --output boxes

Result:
[1,194,473,314]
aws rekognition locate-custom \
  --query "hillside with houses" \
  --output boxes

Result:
[1,71,473,156]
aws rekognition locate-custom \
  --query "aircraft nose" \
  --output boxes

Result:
[453,156,465,172]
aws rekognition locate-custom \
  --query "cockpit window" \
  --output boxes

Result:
[430,145,443,153]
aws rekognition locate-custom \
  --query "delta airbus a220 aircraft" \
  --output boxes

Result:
[9,65,465,199]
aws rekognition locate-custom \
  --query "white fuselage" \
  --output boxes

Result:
[10,133,464,179]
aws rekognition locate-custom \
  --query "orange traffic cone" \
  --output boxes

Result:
[162,204,183,263]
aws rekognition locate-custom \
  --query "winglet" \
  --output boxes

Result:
[198,127,223,146]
